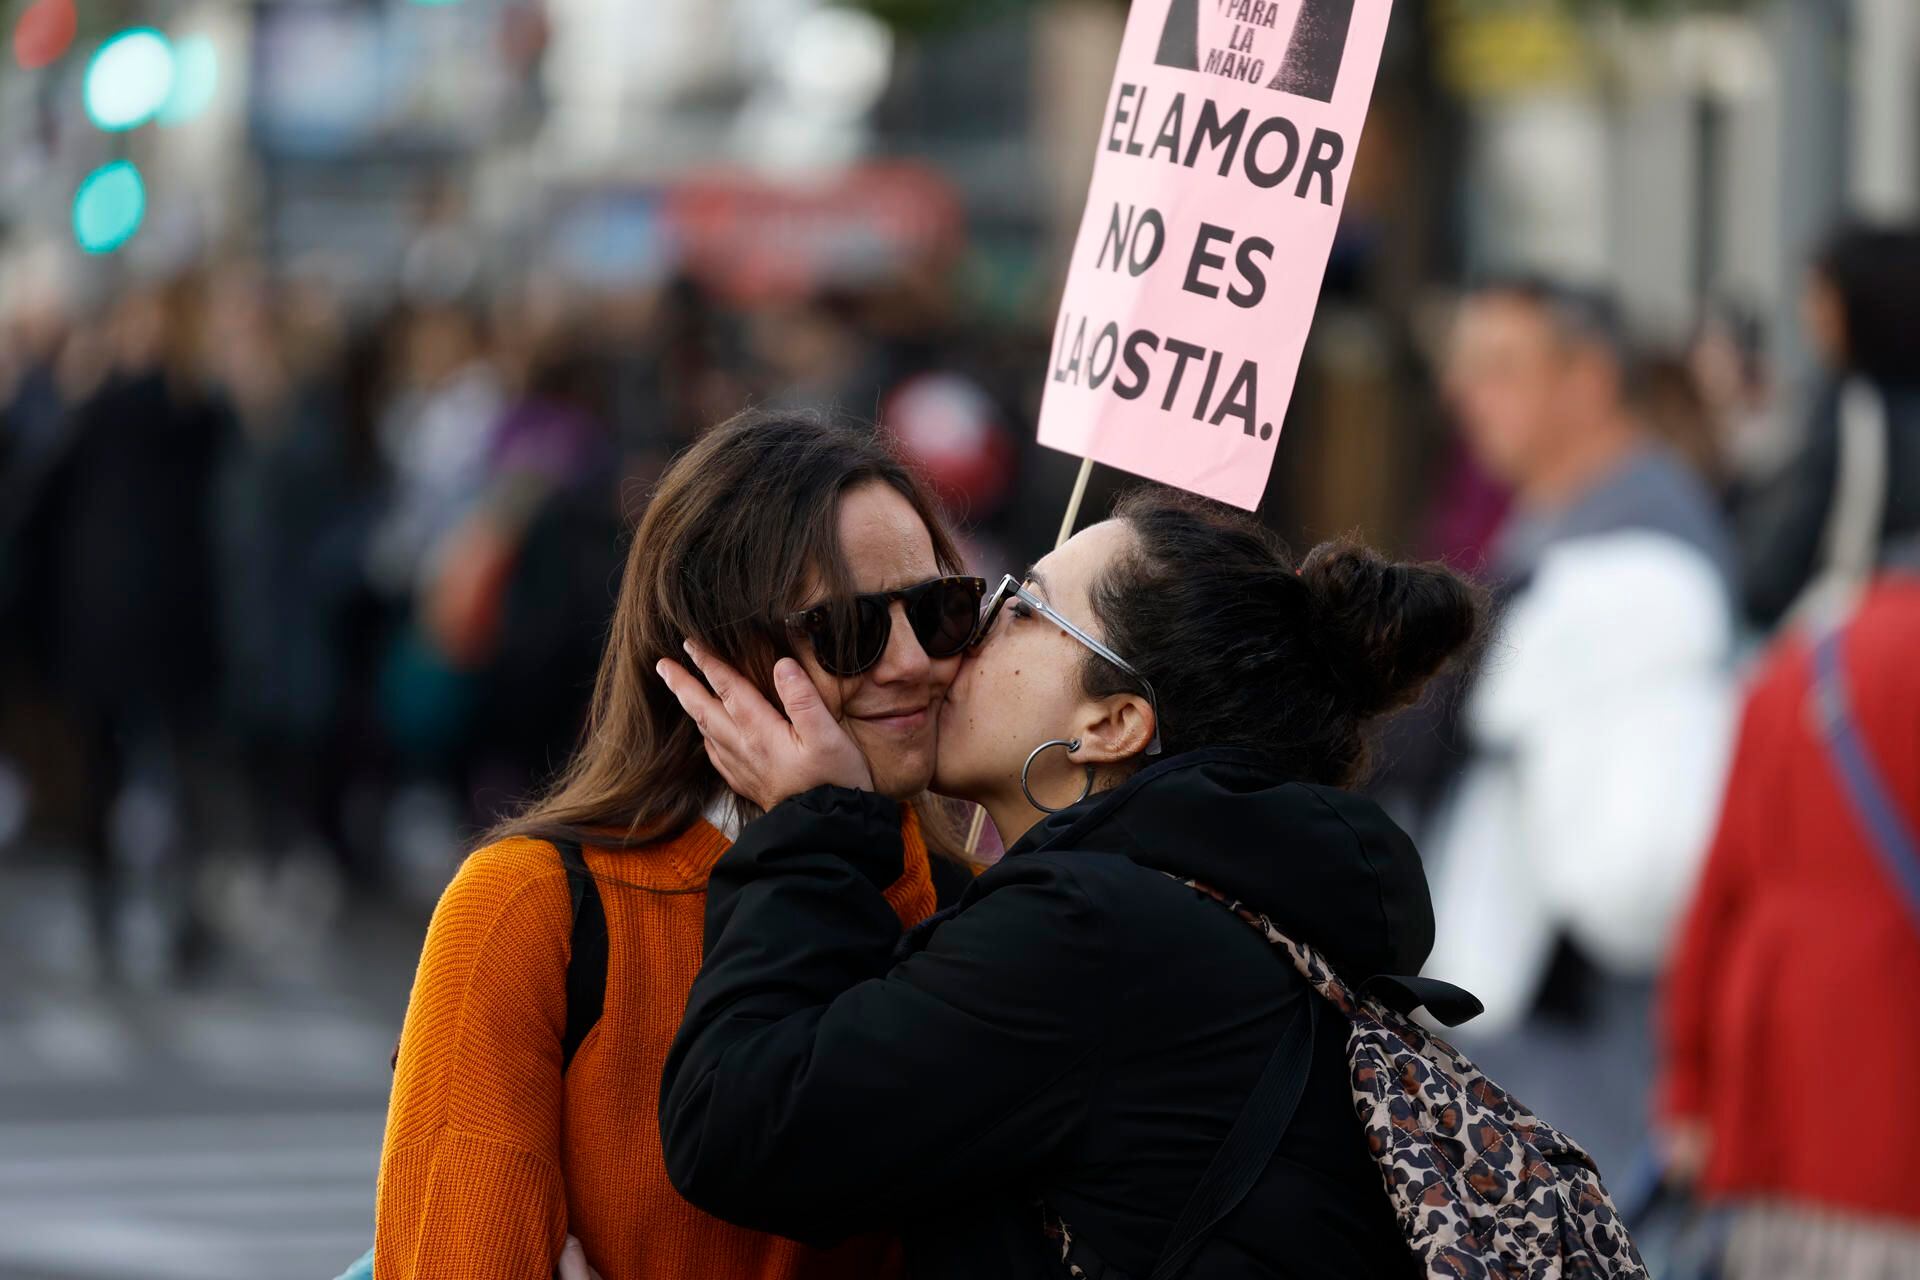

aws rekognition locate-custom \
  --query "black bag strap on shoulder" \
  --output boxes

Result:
[555,838,608,1073]
[388,838,611,1078]
[1145,991,1317,1280]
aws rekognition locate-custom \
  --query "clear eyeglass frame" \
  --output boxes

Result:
[973,574,1163,756]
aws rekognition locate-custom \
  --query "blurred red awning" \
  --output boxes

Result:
[664,161,965,305]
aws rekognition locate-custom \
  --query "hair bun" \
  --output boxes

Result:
[1297,541,1483,718]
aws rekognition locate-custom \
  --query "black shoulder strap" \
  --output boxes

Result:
[1147,993,1317,1280]
[556,839,608,1073]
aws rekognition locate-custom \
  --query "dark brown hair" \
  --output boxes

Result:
[491,407,967,853]
[1085,489,1486,788]
[1813,222,1920,387]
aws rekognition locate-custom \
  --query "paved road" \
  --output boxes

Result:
[0,861,423,1280]
[0,1106,384,1280]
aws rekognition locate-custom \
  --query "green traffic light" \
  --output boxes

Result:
[83,27,174,131]
[72,160,146,253]
[158,34,217,125]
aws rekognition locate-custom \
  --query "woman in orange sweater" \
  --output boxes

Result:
[371,410,983,1279]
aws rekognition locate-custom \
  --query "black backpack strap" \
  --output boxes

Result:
[555,839,608,1073]
[1146,991,1317,1280]
[1365,973,1483,1027]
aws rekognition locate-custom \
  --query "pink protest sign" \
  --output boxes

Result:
[1037,0,1392,510]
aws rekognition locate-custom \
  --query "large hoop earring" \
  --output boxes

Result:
[1021,738,1095,814]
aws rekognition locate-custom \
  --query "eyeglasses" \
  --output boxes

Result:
[974,574,1163,756]
[784,575,987,678]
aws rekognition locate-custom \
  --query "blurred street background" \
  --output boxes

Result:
[3,1,1919,1277]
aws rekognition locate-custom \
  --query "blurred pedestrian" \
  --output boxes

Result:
[0,258,75,848]
[366,300,504,601]
[1422,278,1739,1180]
[365,301,504,792]
[1736,224,1920,631]
[212,274,387,913]
[1658,546,1920,1277]
[0,262,72,510]
[451,327,622,816]
[37,276,235,979]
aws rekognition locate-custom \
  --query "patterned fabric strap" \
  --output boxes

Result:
[1169,877,1358,1009]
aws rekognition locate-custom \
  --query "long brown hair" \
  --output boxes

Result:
[491,407,970,856]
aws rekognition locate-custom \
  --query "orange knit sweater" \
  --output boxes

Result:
[374,812,939,1279]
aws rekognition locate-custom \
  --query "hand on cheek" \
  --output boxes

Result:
[656,642,875,809]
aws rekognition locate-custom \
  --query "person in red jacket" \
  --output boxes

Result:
[1658,552,1920,1275]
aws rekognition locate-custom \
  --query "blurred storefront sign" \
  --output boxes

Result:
[541,163,966,301]
[663,162,964,305]
[544,188,672,288]
[1434,0,1590,100]
[251,0,524,154]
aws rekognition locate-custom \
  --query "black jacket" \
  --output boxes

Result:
[1738,380,1920,628]
[660,749,1431,1279]
[43,369,232,714]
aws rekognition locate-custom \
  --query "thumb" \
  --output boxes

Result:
[772,658,834,737]
[556,1236,599,1280]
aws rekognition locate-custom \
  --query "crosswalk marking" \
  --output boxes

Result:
[0,862,417,1279]
[0,995,398,1096]
[0,1109,385,1280]
[0,1146,375,1187]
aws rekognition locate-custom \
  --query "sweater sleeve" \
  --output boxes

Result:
[659,787,1115,1248]
[375,841,573,1279]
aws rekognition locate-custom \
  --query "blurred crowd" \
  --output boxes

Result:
[3,211,1919,1268]
[0,253,1045,982]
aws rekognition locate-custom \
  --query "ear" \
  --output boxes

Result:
[1071,692,1157,766]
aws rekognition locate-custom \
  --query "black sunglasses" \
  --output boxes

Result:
[784,575,987,677]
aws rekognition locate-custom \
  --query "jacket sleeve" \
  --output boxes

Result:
[374,844,572,1279]
[1474,532,1738,973]
[659,786,1115,1246]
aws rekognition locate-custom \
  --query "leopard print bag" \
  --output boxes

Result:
[1178,879,1649,1280]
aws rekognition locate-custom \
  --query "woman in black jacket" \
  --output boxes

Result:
[655,489,1485,1278]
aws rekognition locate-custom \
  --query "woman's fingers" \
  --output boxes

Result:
[668,642,871,804]
[680,639,747,716]
[662,653,774,799]
[771,659,836,741]
[700,733,752,798]
[680,638,741,706]
[684,640,790,738]
[655,657,727,734]
[683,637,802,740]
[772,659,874,793]
[556,1235,603,1280]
